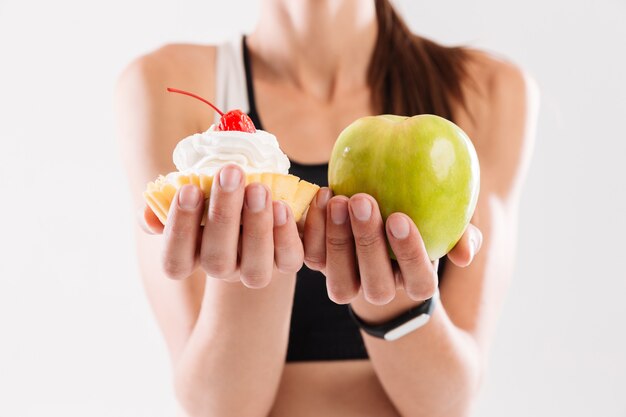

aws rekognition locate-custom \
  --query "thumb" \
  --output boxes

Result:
[446,223,482,267]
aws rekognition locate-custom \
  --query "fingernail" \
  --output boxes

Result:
[316,188,331,209]
[219,166,242,192]
[330,201,348,225]
[388,215,410,239]
[351,198,371,222]
[469,227,482,260]
[468,237,476,260]
[246,185,267,213]
[274,202,287,226]
[469,235,478,260]
[178,185,200,210]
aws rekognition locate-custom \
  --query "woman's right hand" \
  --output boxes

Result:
[140,164,304,288]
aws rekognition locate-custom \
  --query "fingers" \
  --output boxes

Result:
[139,205,164,234]
[161,185,204,280]
[273,201,304,274]
[303,188,332,271]
[200,164,245,280]
[324,196,359,304]
[447,223,483,267]
[240,183,274,288]
[348,194,395,305]
[386,213,437,301]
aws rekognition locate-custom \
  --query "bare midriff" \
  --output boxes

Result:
[269,360,400,417]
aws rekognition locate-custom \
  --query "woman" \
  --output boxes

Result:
[116,0,538,416]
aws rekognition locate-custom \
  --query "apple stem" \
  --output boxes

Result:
[166,87,224,116]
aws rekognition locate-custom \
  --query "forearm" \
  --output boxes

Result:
[351,291,481,417]
[174,269,296,417]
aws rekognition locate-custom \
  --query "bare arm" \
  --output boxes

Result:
[115,46,300,417]
[304,59,539,416]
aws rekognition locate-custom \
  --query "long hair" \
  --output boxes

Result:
[368,0,469,120]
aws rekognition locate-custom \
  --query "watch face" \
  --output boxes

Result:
[384,314,431,341]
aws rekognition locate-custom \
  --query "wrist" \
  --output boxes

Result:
[350,289,431,325]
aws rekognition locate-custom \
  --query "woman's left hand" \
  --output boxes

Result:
[303,188,483,305]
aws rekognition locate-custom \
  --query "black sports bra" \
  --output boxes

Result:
[242,37,445,362]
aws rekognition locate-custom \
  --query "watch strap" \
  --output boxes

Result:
[348,288,439,341]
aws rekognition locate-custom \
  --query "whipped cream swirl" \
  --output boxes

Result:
[170,125,290,177]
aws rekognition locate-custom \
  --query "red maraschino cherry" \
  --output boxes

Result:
[166,87,256,133]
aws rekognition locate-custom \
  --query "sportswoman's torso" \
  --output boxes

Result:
[151,37,493,416]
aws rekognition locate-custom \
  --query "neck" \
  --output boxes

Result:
[248,0,378,102]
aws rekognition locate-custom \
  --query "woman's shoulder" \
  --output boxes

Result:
[116,42,218,119]
[456,48,540,199]
[120,43,217,85]
[460,48,539,127]
[475,50,537,108]
[116,43,219,140]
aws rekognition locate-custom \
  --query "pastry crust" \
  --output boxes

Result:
[144,172,319,224]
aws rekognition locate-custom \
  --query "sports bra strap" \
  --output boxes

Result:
[214,35,250,124]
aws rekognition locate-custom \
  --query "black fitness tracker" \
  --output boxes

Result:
[348,288,439,341]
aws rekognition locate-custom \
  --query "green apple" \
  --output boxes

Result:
[328,114,480,260]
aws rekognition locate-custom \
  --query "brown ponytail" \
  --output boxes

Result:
[368,0,469,121]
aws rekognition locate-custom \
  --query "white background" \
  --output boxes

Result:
[1,0,625,416]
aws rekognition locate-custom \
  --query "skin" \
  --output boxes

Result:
[116,1,539,416]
